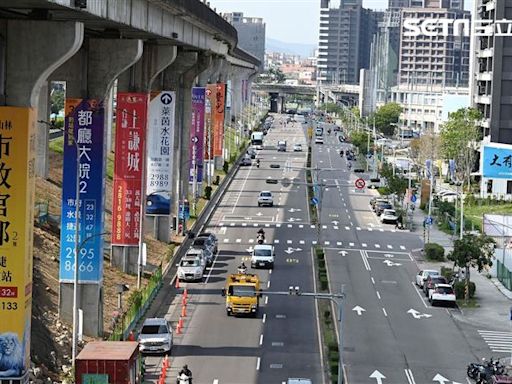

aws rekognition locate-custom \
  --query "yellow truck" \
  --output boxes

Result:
[221,273,261,316]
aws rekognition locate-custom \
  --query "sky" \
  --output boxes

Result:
[208,0,473,45]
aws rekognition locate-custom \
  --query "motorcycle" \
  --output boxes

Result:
[257,234,265,244]
[256,159,260,168]
[468,358,506,382]
[177,373,192,384]
[237,264,247,274]
[339,150,344,157]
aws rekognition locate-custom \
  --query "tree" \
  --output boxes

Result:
[320,102,343,115]
[50,89,64,115]
[349,131,371,155]
[372,102,402,136]
[440,108,481,189]
[447,233,495,302]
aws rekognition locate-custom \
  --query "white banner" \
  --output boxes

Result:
[146,91,175,196]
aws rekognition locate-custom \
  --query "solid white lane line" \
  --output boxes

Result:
[405,369,416,384]
[361,251,371,271]
[382,308,388,317]
[269,269,272,275]
[256,357,261,371]
[263,314,267,323]
[376,291,381,299]
[411,281,428,308]
[371,277,375,284]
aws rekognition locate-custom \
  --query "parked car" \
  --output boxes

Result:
[197,232,218,254]
[247,147,257,159]
[423,275,448,296]
[370,198,389,210]
[138,318,173,354]
[177,256,204,282]
[190,238,215,265]
[315,136,324,144]
[429,283,456,306]
[375,202,393,216]
[380,209,398,224]
[146,192,171,215]
[415,269,440,288]
[185,248,207,268]
[258,191,274,207]
[293,143,303,152]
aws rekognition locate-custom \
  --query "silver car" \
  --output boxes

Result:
[258,191,274,207]
[138,318,173,354]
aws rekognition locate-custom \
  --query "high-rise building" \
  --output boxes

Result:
[398,5,470,87]
[472,1,512,144]
[389,0,410,9]
[317,0,381,85]
[224,12,266,65]
[409,0,463,9]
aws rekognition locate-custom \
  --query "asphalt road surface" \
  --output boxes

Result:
[141,114,499,384]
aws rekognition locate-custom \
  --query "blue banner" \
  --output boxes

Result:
[425,159,432,179]
[59,99,105,283]
[482,144,512,179]
[448,159,456,180]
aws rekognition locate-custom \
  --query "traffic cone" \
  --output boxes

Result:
[163,355,169,369]
[176,324,181,334]
[175,277,180,289]
[182,295,187,306]
[178,316,184,329]
[181,304,187,317]
[183,288,188,299]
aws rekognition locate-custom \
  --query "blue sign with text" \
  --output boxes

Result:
[482,145,512,179]
[59,99,105,283]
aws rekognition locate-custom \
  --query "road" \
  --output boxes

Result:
[140,114,501,384]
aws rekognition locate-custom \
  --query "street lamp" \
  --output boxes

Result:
[262,286,346,384]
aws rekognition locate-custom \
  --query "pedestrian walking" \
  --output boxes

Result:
[396,214,403,230]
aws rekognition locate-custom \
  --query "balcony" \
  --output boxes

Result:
[476,72,493,82]
[476,95,491,105]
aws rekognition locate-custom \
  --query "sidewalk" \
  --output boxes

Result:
[410,199,512,332]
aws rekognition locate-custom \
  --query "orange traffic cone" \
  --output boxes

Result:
[178,316,184,329]
[176,324,181,334]
[181,304,187,317]
[175,277,180,289]
[183,288,188,299]
[182,295,187,306]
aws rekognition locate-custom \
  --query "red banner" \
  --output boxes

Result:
[204,85,216,161]
[112,93,148,245]
[213,83,226,157]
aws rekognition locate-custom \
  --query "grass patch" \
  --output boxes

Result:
[456,298,479,308]
[49,136,64,154]
[464,201,512,232]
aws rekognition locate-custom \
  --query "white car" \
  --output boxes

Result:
[251,244,275,269]
[177,256,204,282]
[185,248,207,268]
[258,191,274,207]
[315,137,324,144]
[440,192,459,203]
[380,209,398,224]
[138,318,173,354]
[429,283,456,306]
[293,143,303,152]
[415,269,439,288]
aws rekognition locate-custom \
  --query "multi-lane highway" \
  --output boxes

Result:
[142,113,500,384]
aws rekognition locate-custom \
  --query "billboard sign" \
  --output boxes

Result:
[213,83,226,157]
[204,85,215,161]
[190,87,205,184]
[60,99,105,283]
[112,93,148,245]
[482,143,512,179]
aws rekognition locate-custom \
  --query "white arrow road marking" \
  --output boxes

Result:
[339,250,348,256]
[383,260,402,267]
[432,373,449,384]
[246,247,254,253]
[352,306,366,315]
[407,308,432,319]
[332,220,339,226]
[284,247,295,254]
[370,370,386,384]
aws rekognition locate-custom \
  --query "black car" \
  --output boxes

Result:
[375,202,393,216]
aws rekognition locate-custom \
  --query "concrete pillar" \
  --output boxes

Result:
[111,43,177,273]
[3,20,84,381]
[36,81,51,177]
[56,38,143,337]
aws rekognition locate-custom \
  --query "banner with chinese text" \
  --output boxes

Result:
[112,93,148,245]
[204,85,215,162]
[212,83,226,157]
[146,91,175,215]
[482,143,512,179]
[0,107,35,379]
[190,88,205,184]
[60,99,105,283]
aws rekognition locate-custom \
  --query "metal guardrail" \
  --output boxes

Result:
[497,259,512,291]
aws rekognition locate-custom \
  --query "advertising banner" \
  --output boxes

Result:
[482,143,512,179]
[190,88,205,184]
[112,93,148,245]
[146,91,175,215]
[60,99,105,283]
[213,83,226,157]
[204,85,215,161]
[0,107,35,379]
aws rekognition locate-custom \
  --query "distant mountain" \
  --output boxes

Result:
[266,37,317,58]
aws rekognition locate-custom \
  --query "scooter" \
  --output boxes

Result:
[257,234,265,244]
[237,264,247,274]
[256,159,260,168]
[177,373,192,384]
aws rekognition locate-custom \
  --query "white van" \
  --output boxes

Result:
[251,244,274,269]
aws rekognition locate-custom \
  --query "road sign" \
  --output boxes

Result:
[355,178,366,190]
[160,92,173,105]
[311,197,319,205]
[411,194,417,203]
[425,216,433,225]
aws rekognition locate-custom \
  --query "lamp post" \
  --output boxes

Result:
[262,286,346,384]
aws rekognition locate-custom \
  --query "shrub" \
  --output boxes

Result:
[454,281,476,299]
[424,243,445,261]
[223,161,229,173]
[440,266,454,281]
[318,259,326,269]
[320,275,328,291]
[316,247,325,259]
[204,186,212,200]
[324,309,331,321]
[327,341,338,352]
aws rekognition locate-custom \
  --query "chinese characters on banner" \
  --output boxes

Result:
[190,88,205,184]
[146,92,175,214]
[213,83,226,157]
[0,107,35,379]
[204,85,215,162]
[482,144,512,179]
[60,99,105,283]
[112,93,148,245]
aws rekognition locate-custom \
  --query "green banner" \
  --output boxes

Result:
[83,374,109,384]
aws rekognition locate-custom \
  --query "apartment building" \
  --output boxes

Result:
[224,12,266,65]
[318,0,382,85]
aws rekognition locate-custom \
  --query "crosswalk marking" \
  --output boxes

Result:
[337,241,342,246]
[375,244,381,248]
[478,330,512,353]
[362,243,367,247]
[400,246,406,250]
[287,240,292,244]
[324,241,330,245]
[387,245,393,249]
[249,239,254,243]
[274,239,280,244]
[333,226,339,230]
